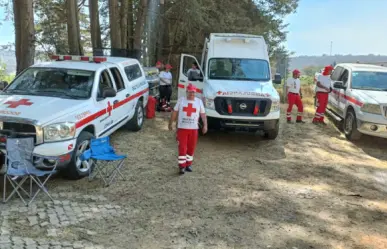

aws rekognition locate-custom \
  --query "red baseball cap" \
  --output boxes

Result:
[156,61,162,66]
[293,69,301,74]
[186,83,197,92]
[165,64,172,69]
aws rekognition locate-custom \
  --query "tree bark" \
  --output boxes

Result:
[109,0,121,49]
[13,0,35,75]
[133,0,148,55]
[66,0,82,55]
[89,0,102,54]
[156,0,165,61]
[127,0,134,50]
[120,0,129,50]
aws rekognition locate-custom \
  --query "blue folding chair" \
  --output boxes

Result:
[80,136,126,187]
[2,137,58,206]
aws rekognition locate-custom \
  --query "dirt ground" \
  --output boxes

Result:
[3,100,387,249]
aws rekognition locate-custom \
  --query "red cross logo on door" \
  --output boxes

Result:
[182,103,197,117]
[106,101,113,116]
[4,99,33,108]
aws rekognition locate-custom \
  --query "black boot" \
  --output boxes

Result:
[185,166,193,172]
[179,167,185,175]
[296,120,305,124]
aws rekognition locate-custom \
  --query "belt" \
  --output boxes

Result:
[288,92,299,95]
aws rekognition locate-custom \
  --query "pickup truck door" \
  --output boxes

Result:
[106,65,132,126]
[178,54,204,99]
[337,69,350,116]
[95,69,117,137]
[328,66,344,113]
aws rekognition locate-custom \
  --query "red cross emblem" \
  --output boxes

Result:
[183,103,197,117]
[106,101,113,116]
[4,99,33,108]
[217,91,222,95]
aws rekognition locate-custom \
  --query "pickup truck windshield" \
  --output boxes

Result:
[3,68,95,99]
[208,58,270,81]
[352,71,387,91]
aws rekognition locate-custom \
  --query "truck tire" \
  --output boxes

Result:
[63,131,94,180]
[344,109,362,140]
[264,120,279,140]
[126,100,144,131]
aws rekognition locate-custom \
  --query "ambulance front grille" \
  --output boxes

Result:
[0,122,37,145]
[214,97,272,117]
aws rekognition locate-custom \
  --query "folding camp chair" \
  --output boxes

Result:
[2,137,58,206]
[80,136,126,187]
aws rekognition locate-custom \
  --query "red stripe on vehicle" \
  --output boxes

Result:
[177,84,202,93]
[331,89,363,107]
[75,88,149,129]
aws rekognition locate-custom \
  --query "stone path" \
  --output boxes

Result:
[0,192,125,249]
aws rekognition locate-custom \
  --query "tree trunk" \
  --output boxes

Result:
[109,0,121,50]
[156,0,165,61]
[127,0,134,50]
[120,0,129,50]
[66,0,82,55]
[13,0,35,75]
[89,0,102,54]
[133,0,148,57]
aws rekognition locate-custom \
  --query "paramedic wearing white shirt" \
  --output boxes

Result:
[313,65,333,125]
[168,83,208,175]
[286,69,304,123]
[159,64,173,108]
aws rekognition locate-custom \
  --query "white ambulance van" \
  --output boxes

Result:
[177,33,282,139]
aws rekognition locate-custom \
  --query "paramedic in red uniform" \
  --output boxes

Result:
[168,83,208,175]
[313,65,333,125]
[286,69,305,123]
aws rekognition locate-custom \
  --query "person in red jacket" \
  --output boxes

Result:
[168,83,208,175]
[286,69,305,123]
[313,65,333,125]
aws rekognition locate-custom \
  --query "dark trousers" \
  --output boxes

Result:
[159,85,172,104]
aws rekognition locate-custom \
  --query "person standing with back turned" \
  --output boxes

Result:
[313,65,333,125]
[168,83,208,175]
[286,69,305,124]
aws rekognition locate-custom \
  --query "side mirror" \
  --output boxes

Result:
[102,87,116,98]
[273,74,282,84]
[333,81,345,89]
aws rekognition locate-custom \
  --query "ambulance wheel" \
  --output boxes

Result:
[344,109,362,141]
[126,100,144,131]
[63,131,94,180]
[264,120,279,140]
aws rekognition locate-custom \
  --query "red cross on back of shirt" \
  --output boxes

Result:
[183,103,196,117]
[4,99,33,108]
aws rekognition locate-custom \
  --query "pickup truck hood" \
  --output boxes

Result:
[205,79,280,99]
[354,90,387,104]
[0,95,88,125]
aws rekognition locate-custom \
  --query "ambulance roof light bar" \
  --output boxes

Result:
[50,55,107,63]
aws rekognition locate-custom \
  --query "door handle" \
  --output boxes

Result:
[180,80,186,83]
[126,93,130,97]
[113,100,119,104]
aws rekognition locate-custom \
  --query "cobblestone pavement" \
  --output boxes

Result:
[0,192,125,249]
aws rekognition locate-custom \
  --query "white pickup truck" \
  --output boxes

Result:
[0,55,149,179]
[177,33,282,139]
[326,63,387,140]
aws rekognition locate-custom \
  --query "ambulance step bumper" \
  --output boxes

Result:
[209,117,278,131]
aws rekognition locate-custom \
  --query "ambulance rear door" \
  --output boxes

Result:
[177,54,204,99]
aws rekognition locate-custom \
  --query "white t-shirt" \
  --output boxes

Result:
[159,71,172,86]
[174,97,205,129]
[286,77,301,94]
[316,74,331,93]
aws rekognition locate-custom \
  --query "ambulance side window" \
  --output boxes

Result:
[331,66,344,81]
[109,67,125,91]
[97,70,114,100]
[339,69,349,87]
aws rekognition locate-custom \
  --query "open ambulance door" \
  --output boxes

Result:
[177,54,204,99]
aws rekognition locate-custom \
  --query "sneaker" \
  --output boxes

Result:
[296,120,305,124]
[185,166,193,172]
[179,167,185,175]
[287,120,292,124]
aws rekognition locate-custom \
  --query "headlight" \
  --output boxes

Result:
[43,122,76,142]
[361,104,381,115]
[203,97,215,110]
[270,99,280,112]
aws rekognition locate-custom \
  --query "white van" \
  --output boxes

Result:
[177,33,282,139]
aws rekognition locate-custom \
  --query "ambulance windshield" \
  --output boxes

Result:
[351,71,387,91]
[3,67,95,99]
[208,58,270,81]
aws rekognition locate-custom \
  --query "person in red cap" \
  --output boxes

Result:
[286,69,304,123]
[313,65,333,125]
[168,83,208,175]
[159,63,173,111]
[156,61,163,70]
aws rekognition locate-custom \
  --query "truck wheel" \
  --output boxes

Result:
[63,131,94,180]
[126,100,144,131]
[264,120,279,140]
[344,109,362,140]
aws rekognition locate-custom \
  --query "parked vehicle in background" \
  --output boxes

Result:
[0,55,149,179]
[177,33,282,139]
[326,63,387,140]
